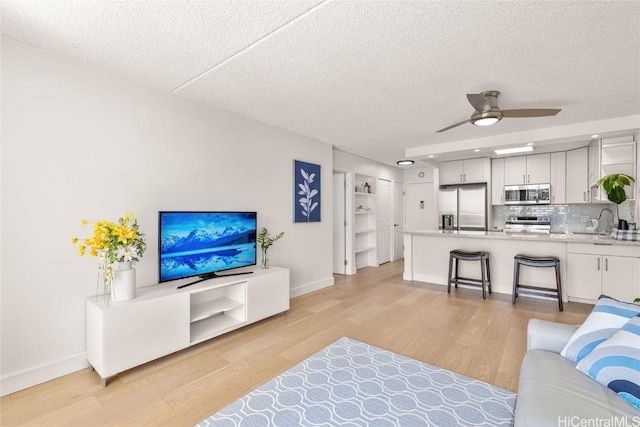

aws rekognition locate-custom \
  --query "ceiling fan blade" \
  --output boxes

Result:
[467,93,491,112]
[436,119,469,133]
[502,108,561,118]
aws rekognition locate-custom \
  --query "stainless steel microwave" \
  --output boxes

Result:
[504,184,551,205]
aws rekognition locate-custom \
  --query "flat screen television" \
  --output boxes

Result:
[158,211,257,284]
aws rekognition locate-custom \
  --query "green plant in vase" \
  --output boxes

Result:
[595,173,636,229]
[257,227,284,269]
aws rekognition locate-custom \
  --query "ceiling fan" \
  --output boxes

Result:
[436,90,561,133]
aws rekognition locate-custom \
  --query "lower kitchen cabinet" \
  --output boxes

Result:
[567,244,640,303]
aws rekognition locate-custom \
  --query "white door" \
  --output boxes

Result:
[377,178,392,264]
[393,182,404,261]
[332,173,346,274]
[405,182,437,230]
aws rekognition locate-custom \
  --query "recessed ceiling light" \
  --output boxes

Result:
[474,149,480,152]
[591,134,599,138]
[428,155,434,158]
[494,146,534,155]
[397,160,415,166]
[526,143,534,146]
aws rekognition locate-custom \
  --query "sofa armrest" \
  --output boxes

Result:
[527,319,579,353]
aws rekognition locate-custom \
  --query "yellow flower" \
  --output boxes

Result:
[72,212,146,286]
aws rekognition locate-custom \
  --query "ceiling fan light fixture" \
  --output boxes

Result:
[397,160,415,166]
[471,111,502,127]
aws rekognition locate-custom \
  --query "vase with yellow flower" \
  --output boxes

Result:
[72,212,146,301]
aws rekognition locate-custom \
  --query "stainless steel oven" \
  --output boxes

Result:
[504,183,551,205]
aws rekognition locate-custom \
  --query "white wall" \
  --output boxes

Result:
[0,38,334,395]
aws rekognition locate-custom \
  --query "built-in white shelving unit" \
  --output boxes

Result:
[354,175,378,269]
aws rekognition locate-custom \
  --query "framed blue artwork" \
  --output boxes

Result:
[294,160,321,222]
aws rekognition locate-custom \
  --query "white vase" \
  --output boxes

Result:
[111,261,136,302]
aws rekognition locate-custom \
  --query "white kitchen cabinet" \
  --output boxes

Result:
[440,158,489,185]
[504,154,550,185]
[504,156,527,185]
[566,147,589,203]
[527,153,551,184]
[491,158,505,205]
[567,244,640,303]
[566,253,604,301]
[550,151,566,204]
[602,255,640,302]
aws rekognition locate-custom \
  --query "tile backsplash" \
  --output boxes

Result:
[492,201,637,232]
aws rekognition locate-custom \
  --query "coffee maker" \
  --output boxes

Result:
[441,214,455,230]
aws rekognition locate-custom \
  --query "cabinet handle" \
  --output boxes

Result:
[583,192,587,202]
[463,173,466,182]
[523,174,526,183]
[597,258,600,271]
[605,258,608,271]
[460,174,463,182]
[528,174,530,183]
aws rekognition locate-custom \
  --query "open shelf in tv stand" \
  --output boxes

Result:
[86,266,289,386]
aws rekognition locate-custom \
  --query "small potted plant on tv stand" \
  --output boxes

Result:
[257,227,284,269]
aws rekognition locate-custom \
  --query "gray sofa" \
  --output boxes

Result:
[514,319,639,426]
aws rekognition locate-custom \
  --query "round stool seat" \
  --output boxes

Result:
[512,254,563,311]
[514,255,559,268]
[450,250,488,261]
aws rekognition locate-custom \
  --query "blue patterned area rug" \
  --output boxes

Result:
[197,337,516,426]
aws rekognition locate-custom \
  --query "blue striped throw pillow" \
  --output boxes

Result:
[576,315,640,409]
[561,296,640,363]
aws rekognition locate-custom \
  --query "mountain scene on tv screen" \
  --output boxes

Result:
[160,213,256,281]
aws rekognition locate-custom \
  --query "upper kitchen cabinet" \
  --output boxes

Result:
[566,147,589,203]
[491,158,505,205]
[550,151,566,204]
[439,158,489,185]
[504,153,551,185]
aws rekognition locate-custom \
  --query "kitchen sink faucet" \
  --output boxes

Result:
[597,207,614,232]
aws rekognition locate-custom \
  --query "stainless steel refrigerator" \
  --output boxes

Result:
[438,184,488,231]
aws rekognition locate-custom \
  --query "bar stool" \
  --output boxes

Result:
[512,255,563,311]
[447,250,491,299]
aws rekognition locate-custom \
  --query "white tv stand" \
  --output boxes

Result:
[86,267,289,386]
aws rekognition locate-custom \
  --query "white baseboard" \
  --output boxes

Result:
[0,352,89,397]
[290,276,334,298]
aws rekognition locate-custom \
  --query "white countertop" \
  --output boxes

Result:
[404,229,640,246]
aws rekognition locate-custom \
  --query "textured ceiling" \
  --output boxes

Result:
[2,1,640,166]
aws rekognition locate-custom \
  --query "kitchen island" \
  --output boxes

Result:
[404,230,640,303]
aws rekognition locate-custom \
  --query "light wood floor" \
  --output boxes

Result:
[1,260,592,426]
